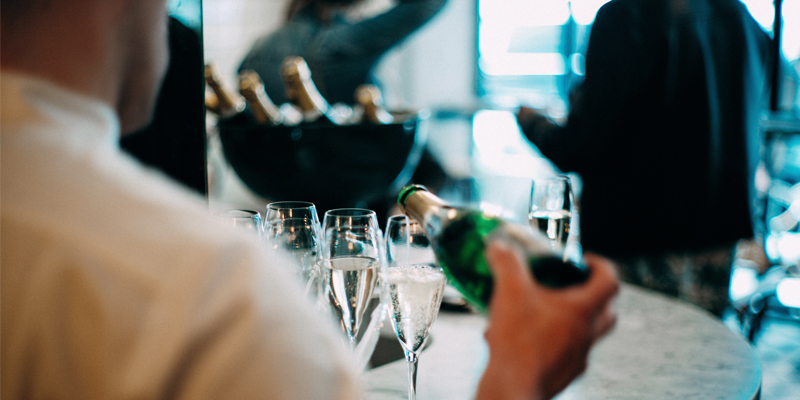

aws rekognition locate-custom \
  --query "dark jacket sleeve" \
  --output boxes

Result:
[521,1,657,174]
[320,0,448,60]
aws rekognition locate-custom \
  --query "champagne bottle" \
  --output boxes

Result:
[355,84,394,124]
[398,184,590,312]
[205,90,220,115]
[204,63,246,119]
[238,70,284,125]
[280,56,344,125]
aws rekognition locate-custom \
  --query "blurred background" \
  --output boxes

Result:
[143,1,800,398]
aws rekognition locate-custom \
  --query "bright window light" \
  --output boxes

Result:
[479,0,571,26]
[740,0,775,30]
[479,53,567,76]
[571,0,612,25]
[729,266,759,301]
[740,0,800,61]
[776,277,800,308]
[472,110,557,178]
[783,0,800,60]
[479,202,504,217]
[570,53,586,75]
[777,232,800,266]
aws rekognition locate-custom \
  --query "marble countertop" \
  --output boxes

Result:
[364,284,761,400]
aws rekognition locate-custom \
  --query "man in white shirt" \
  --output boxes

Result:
[0,0,619,399]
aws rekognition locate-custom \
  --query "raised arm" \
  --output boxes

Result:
[476,243,619,400]
[320,0,448,60]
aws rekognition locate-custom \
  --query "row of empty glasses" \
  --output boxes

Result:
[215,203,444,400]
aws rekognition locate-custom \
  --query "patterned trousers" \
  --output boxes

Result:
[612,243,736,317]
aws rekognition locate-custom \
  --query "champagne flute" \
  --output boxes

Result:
[264,201,322,296]
[321,208,383,348]
[385,215,447,400]
[529,175,573,251]
[214,209,263,238]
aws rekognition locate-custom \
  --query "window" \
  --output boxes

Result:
[476,0,610,116]
[476,0,799,114]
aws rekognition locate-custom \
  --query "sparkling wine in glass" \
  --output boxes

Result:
[385,215,446,400]
[529,175,573,250]
[321,208,383,348]
[264,201,322,296]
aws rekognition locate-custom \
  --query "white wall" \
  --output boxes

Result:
[202,0,285,88]
[201,0,479,111]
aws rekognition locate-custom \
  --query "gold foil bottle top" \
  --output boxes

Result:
[204,63,245,118]
[398,184,449,225]
[205,91,220,115]
[355,84,383,105]
[280,57,324,114]
[238,70,283,125]
[279,56,345,124]
[280,56,313,81]
[355,84,394,124]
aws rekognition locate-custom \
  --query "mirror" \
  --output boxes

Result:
[121,0,207,196]
[202,0,475,220]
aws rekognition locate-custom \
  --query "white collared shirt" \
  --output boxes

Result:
[1,72,361,400]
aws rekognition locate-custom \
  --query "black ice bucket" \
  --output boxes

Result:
[217,111,428,209]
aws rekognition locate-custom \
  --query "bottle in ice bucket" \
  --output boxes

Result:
[280,56,345,125]
[204,63,246,119]
[397,184,590,312]
[238,70,285,125]
[354,84,394,124]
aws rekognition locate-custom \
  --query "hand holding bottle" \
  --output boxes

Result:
[476,242,619,400]
[398,184,590,312]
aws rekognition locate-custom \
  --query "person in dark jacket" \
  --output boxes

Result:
[517,0,771,316]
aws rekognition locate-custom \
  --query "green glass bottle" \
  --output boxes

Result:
[398,184,590,312]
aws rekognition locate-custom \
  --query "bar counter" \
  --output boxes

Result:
[365,284,761,400]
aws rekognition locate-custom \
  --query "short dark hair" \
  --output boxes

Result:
[1,0,51,17]
[1,0,42,27]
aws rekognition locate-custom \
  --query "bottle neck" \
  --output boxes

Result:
[286,74,329,114]
[210,84,243,118]
[401,189,456,236]
[239,72,283,125]
[239,88,270,124]
[205,66,244,118]
[356,85,393,124]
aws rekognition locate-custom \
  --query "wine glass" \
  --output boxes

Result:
[264,201,322,296]
[529,175,573,252]
[213,209,263,238]
[385,215,447,400]
[321,208,384,350]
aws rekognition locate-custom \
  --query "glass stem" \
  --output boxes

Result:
[349,333,357,351]
[405,351,419,400]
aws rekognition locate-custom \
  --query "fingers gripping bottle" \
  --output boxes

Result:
[398,185,590,312]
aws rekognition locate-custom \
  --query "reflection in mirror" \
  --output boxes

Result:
[205,0,455,225]
[121,0,207,196]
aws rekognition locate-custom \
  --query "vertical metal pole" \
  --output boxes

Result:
[770,0,784,111]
